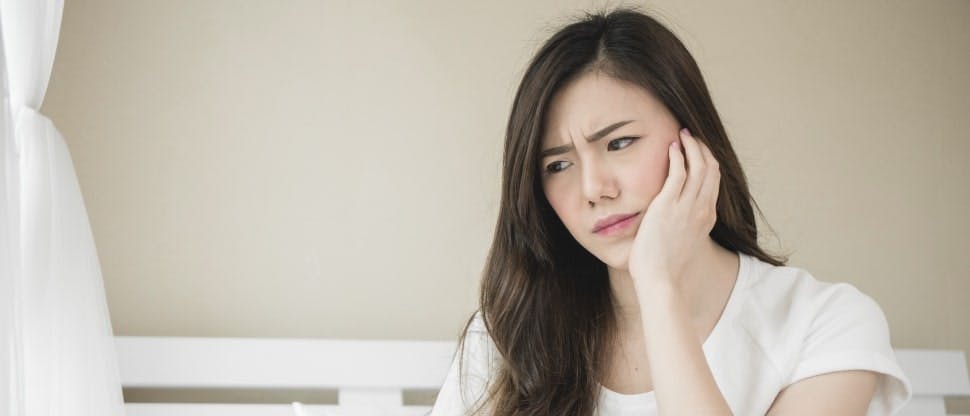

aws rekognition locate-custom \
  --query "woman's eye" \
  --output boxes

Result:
[607,136,638,151]
[545,160,572,174]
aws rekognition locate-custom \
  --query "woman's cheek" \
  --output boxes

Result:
[644,145,672,197]
[544,181,580,233]
[625,161,666,203]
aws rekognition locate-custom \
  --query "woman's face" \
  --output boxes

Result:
[540,71,682,270]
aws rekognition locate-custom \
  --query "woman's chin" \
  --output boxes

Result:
[597,251,631,272]
[580,240,633,271]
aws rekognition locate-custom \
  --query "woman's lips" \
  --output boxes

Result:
[593,212,640,236]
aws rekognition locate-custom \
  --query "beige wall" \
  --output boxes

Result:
[42,0,970,411]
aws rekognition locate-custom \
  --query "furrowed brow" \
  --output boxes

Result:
[539,120,634,158]
[587,120,634,142]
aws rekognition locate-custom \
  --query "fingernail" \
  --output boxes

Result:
[671,141,680,150]
[680,127,690,136]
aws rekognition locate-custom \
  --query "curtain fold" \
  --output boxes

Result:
[2,15,24,416]
[2,0,126,415]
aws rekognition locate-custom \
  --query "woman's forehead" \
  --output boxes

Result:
[542,73,664,146]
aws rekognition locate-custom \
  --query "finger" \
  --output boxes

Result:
[679,128,706,202]
[655,139,686,204]
[695,140,721,219]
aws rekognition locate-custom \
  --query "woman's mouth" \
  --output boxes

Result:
[592,212,640,236]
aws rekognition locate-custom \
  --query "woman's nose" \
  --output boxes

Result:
[581,160,619,206]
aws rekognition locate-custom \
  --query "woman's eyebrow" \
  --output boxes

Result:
[539,120,634,158]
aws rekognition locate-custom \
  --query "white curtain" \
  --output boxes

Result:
[1,0,126,415]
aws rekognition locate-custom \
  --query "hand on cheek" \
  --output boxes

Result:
[627,128,721,289]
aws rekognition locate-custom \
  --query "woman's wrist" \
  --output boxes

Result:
[633,269,684,300]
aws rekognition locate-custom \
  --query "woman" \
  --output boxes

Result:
[431,8,911,416]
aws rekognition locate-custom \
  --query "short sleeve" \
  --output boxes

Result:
[787,284,912,415]
[430,312,497,416]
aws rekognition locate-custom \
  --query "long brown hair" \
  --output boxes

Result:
[458,8,786,415]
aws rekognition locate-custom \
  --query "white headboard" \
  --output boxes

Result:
[115,336,970,416]
[117,336,454,416]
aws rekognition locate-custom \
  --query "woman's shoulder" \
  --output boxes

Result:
[430,311,499,415]
[736,254,912,412]
[733,253,895,364]
[467,310,487,333]
[458,311,499,363]
[740,253,883,324]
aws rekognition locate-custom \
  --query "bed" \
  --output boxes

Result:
[115,336,970,416]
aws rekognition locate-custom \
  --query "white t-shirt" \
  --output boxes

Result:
[430,252,912,415]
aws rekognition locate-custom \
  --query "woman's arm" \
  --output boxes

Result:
[637,278,732,415]
[626,130,732,414]
[766,370,878,415]
[630,130,881,415]
[637,279,880,416]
